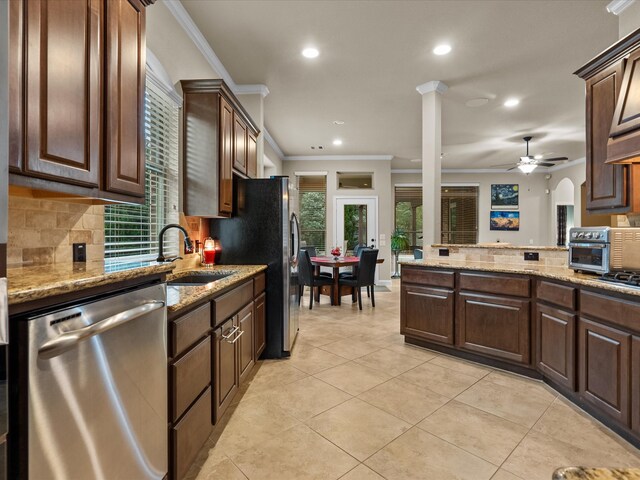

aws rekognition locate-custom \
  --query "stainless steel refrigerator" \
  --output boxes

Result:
[210,176,300,358]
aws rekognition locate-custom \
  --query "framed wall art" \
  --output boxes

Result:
[490,211,520,231]
[491,184,519,210]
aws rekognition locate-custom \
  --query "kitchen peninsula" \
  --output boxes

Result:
[400,252,640,449]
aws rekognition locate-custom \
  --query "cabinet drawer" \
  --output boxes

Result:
[580,290,640,332]
[171,336,211,422]
[402,267,454,288]
[170,303,211,357]
[536,280,576,310]
[459,272,530,298]
[254,272,266,296]
[171,387,212,480]
[214,281,253,324]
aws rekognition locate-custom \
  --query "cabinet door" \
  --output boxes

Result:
[238,303,255,384]
[9,0,23,171]
[213,317,238,423]
[219,97,234,215]
[536,303,576,390]
[254,292,266,359]
[578,317,631,425]
[105,0,146,197]
[585,61,627,211]
[233,114,247,174]
[632,336,640,435]
[401,285,454,345]
[24,0,102,187]
[457,292,530,364]
[610,49,640,139]
[247,131,258,178]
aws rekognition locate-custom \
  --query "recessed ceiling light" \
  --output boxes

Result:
[466,98,489,107]
[332,139,343,146]
[433,44,452,56]
[302,47,319,58]
[333,120,345,125]
[504,98,520,107]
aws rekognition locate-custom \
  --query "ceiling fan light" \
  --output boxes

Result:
[518,163,537,174]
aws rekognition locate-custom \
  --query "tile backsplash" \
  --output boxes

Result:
[8,195,104,267]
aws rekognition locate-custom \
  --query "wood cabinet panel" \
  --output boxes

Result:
[238,302,255,383]
[585,61,628,210]
[536,303,576,390]
[171,336,211,422]
[213,317,238,423]
[401,285,454,345]
[220,97,234,215]
[104,0,145,197]
[170,302,211,358]
[254,272,266,296]
[578,317,631,425]
[580,290,640,332]
[9,0,23,171]
[247,130,257,178]
[536,280,576,310]
[459,272,530,298]
[171,387,212,480]
[24,0,102,187]
[213,280,253,324]
[233,114,247,174]
[632,336,640,434]
[401,267,454,288]
[610,48,640,139]
[254,292,266,359]
[457,292,530,364]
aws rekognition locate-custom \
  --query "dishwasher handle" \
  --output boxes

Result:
[38,300,165,360]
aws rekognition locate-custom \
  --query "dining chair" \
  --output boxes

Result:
[339,245,371,297]
[300,247,332,276]
[298,250,334,309]
[338,249,379,310]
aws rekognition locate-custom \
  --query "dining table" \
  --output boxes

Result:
[310,255,385,306]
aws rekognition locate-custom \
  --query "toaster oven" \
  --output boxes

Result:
[569,227,640,274]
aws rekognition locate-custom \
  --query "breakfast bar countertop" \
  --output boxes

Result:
[553,467,640,479]
[401,258,640,297]
[430,243,569,251]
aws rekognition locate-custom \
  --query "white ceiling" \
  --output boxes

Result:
[179,0,619,170]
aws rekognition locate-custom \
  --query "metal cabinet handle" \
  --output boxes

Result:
[222,325,240,339]
[226,329,244,344]
[38,301,165,360]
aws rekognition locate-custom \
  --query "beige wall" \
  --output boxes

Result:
[264,142,283,177]
[7,195,104,267]
[619,2,640,38]
[284,160,393,282]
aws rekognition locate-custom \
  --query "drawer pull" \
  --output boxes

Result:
[226,330,244,344]
[222,326,239,339]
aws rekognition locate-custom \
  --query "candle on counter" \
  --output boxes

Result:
[202,237,219,266]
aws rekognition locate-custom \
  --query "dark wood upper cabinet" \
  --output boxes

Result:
[24,0,102,187]
[233,114,248,174]
[576,28,640,212]
[220,97,234,215]
[104,0,146,197]
[9,0,23,172]
[247,130,258,178]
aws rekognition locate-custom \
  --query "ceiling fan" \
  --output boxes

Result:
[492,136,568,174]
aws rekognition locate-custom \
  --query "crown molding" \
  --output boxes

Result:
[391,169,422,174]
[263,128,285,160]
[607,0,635,14]
[235,84,270,97]
[285,155,393,161]
[416,81,448,95]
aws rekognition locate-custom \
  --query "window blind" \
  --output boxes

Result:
[441,186,478,244]
[394,186,423,250]
[297,175,327,254]
[104,79,180,269]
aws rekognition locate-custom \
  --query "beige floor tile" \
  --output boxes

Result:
[339,464,385,479]
[307,398,411,461]
[261,376,352,421]
[383,342,439,361]
[353,348,427,376]
[287,345,349,374]
[429,354,492,379]
[418,400,529,465]
[295,328,345,347]
[231,424,359,480]
[364,427,497,480]
[194,457,248,480]
[491,469,524,480]
[233,360,308,402]
[398,361,480,398]
[456,376,555,428]
[366,333,406,347]
[484,370,556,401]
[320,338,382,360]
[314,362,392,395]
[358,378,449,425]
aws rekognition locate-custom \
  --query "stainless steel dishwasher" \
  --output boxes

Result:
[23,283,167,480]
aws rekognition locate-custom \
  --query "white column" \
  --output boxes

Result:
[416,81,447,245]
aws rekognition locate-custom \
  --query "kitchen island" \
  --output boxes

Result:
[400,259,640,449]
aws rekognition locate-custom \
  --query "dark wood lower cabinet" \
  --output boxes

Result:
[254,292,266,359]
[536,303,576,390]
[400,284,454,345]
[238,302,255,383]
[578,317,631,425]
[214,317,239,424]
[457,292,530,364]
[633,336,640,434]
[171,388,212,480]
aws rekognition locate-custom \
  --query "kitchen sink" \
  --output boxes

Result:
[167,273,232,286]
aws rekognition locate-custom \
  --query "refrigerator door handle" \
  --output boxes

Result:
[0,278,7,346]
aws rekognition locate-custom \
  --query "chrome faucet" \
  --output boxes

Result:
[157,224,194,263]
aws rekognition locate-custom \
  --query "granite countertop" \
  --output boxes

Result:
[166,265,267,313]
[430,243,569,251]
[553,467,640,479]
[7,261,175,305]
[401,258,640,297]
